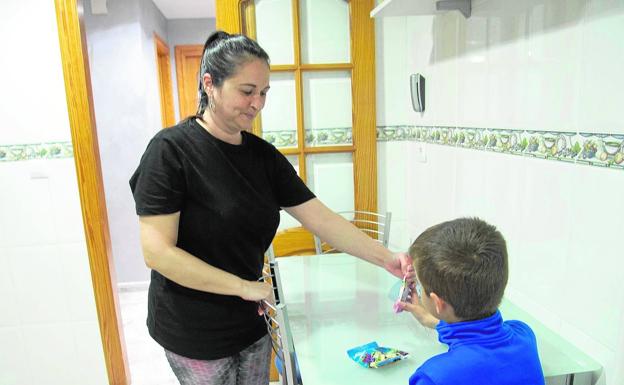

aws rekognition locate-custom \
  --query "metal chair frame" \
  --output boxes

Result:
[313,210,392,254]
[260,251,301,385]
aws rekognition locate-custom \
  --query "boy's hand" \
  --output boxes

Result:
[384,252,415,279]
[399,287,440,329]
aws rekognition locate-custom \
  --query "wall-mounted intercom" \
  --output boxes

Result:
[410,73,425,112]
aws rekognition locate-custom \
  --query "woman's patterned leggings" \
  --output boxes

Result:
[165,334,271,385]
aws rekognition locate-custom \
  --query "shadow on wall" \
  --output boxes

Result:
[430,0,619,63]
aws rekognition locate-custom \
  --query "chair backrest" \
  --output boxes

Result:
[314,210,392,254]
[260,259,301,385]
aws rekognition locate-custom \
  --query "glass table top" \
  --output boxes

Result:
[276,254,601,385]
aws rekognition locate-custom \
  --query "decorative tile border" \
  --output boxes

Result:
[263,130,297,147]
[5,128,623,170]
[305,128,352,146]
[263,128,353,147]
[378,126,624,170]
[0,142,73,162]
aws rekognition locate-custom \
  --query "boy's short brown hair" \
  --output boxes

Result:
[409,217,508,320]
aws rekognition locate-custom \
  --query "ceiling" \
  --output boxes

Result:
[151,0,216,19]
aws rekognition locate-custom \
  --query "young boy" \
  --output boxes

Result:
[399,217,545,385]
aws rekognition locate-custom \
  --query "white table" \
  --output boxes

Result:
[274,254,602,385]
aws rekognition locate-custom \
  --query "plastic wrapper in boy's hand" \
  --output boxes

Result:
[347,341,409,368]
[393,275,415,313]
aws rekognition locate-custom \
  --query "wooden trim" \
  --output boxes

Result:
[279,145,355,156]
[174,44,204,119]
[271,226,317,256]
[278,147,301,156]
[216,0,243,33]
[243,2,264,137]
[242,1,256,39]
[54,0,129,384]
[303,145,355,154]
[270,64,298,71]
[292,0,307,182]
[154,33,175,127]
[294,67,306,183]
[292,0,302,67]
[299,63,352,71]
[350,0,377,214]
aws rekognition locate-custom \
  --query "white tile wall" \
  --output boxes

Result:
[0,0,71,145]
[378,141,411,250]
[9,245,71,324]
[375,1,624,384]
[0,0,108,383]
[57,243,101,322]
[578,1,624,133]
[0,162,107,383]
[375,16,411,126]
[48,159,87,244]
[0,328,29,385]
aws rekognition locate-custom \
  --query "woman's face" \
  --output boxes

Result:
[211,58,270,133]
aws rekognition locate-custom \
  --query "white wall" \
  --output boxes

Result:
[85,0,160,285]
[375,1,624,384]
[0,1,108,384]
[84,0,215,284]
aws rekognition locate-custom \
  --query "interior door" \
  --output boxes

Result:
[216,0,378,254]
[175,45,204,119]
[154,33,175,127]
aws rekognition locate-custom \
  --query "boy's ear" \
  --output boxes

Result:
[429,292,448,315]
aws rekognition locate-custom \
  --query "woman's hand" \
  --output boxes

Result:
[239,280,273,302]
[384,252,415,279]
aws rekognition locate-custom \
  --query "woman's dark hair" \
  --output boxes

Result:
[194,31,270,116]
[409,217,509,321]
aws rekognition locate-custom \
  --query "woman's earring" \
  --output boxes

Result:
[208,93,216,112]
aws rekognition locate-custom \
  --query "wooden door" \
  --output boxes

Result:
[175,45,204,119]
[154,33,175,127]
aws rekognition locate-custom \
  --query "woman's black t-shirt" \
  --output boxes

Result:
[129,119,315,359]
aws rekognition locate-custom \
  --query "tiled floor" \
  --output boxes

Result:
[118,288,178,385]
[118,288,280,385]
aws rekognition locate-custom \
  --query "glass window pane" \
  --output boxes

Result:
[255,0,294,65]
[262,72,297,148]
[303,71,352,147]
[278,155,301,230]
[300,0,350,64]
[305,153,354,213]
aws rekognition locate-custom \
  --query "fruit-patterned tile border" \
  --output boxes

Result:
[377,126,624,170]
[0,142,73,162]
[5,129,622,171]
[263,128,353,147]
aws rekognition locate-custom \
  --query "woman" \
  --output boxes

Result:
[130,31,411,385]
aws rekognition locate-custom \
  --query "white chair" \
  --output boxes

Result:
[314,210,392,254]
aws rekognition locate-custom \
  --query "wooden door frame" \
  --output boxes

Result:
[154,33,175,127]
[54,0,129,384]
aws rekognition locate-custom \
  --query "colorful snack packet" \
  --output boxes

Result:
[347,341,409,368]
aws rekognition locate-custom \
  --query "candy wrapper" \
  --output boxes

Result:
[393,275,414,313]
[347,341,409,368]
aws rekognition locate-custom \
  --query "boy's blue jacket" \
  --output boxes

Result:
[409,310,545,385]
